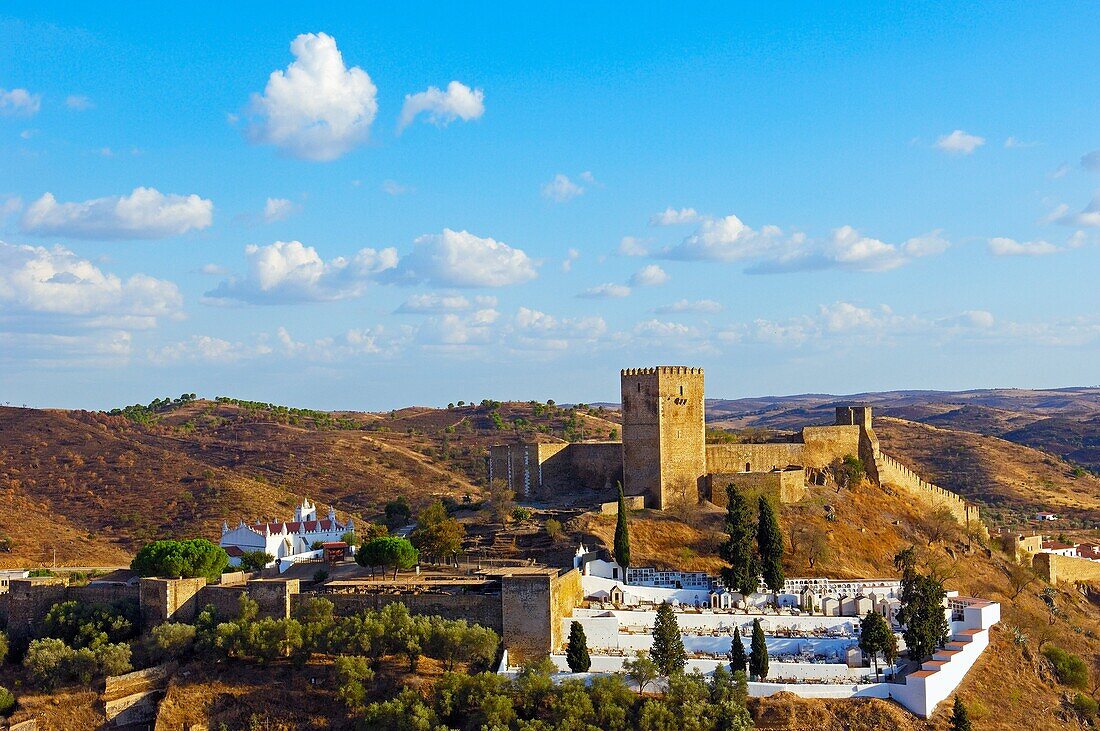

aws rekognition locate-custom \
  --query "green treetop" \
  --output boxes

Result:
[728,625,747,674]
[614,482,631,569]
[650,602,686,676]
[719,486,759,597]
[566,620,592,673]
[756,495,784,593]
[749,618,769,681]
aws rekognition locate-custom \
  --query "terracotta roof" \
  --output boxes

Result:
[251,519,340,534]
[321,542,347,548]
[224,546,245,557]
[1042,541,1075,550]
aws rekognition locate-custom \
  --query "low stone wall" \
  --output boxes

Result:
[705,443,804,474]
[705,469,806,506]
[315,590,504,631]
[103,662,176,726]
[1033,552,1100,584]
[598,495,646,515]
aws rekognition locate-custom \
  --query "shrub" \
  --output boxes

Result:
[1074,693,1099,719]
[147,622,197,662]
[313,568,330,584]
[238,551,274,571]
[43,599,139,649]
[1043,645,1089,689]
[0,631,7,664]
[131,538,229,581]
[24,638,71,689]
[511,507,532,522]
[0,687,14,717]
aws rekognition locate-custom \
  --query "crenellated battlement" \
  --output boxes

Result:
[620,366,704,376]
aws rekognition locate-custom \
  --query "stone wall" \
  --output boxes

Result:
[598,495,646,515]
[103,662,176,726]
[500,568,583,662]
[875,452,971,524]
[705,443,805,474]
[194,584,248,619]
[705,469,807,507]
[315,590,504,632]
[549,569,583,652]
[564,443,624,495]
[1033,552,1100,584]
[2,577,67,642]
[139,577,208,627]
[69,582,140,606]
[800,425,863,468]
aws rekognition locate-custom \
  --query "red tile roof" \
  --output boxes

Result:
[250,519,339,534]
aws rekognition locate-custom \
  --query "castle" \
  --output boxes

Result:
[489,366,977,525]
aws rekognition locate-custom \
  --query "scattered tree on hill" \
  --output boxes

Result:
[339,531,358,547]
[1002,560,1038,600]
[1043,645,1089,689]
[623,653,659,695]
[749,618,768,681]
[411,500,466,564]
[131,538,229,582]
[544,518,563,543]
[719,485,759,596]
[486,479,516,525]
[360,522,389,541]
[858,610,897,681]
[238,550,274,571]
[650,603,686,676]
[950,695,972,731]
[614,482,631,569]
[384,497,412,531]
[919,506,959,546]
[0,687,13,717]
[566,621,592,672]
[756,495,784,593]
[728,626,747,674]
[357,537,419,579]
[336,655,375,712]
[894,547,949,662]
[23,637,132,688]
[804,525,830,568]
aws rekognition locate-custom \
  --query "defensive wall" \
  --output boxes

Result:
[1032,552,1100,585]
[315,587,503,632]
[488,442,622,499]
[705,468,807,507]
[874,452,976,526]
[0,577,140,643]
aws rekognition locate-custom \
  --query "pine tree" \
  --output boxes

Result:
[756,495,784,593]
[614,482,631,569]
[728,626,747,674]
[719,485,759,597]
[949,695,972,731]
[650,602,686,676]
[565,620,591,672]
[858,610,895,681]
[749,618,768,681]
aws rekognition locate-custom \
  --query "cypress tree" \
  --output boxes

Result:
[757,495,784,594]
[718,485,759,597]
[728,626,747,674]
[949,695,972,731]
[565,620,591,672]
[749,618,768,681]
[858,610,895,681]
[614,482,631,569]
[650,602,686,676]
[894,547,949,661]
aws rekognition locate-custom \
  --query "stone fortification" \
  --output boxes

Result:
[705,468,807,507]
[1033,552,1100,585]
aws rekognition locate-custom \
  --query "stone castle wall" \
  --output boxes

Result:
[800,425,863,469]
[315,590,504,631]
[1033,552,1100,585]
[490,442,622,499]
[705,469,807,507]
[139,577,208,627]
[875,452,972,524]
[705,443,805,473]
[501,568,583,662]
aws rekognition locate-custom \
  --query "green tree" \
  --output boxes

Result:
[411,500,466,564]
[858,611,896,681]
[384,496,412,531]
[146,622,197,662]
[238,550,274,571]
[728,626,747,674]
[749,618,768,681]
[357,537,419,579]
[950,694,973,731]
[131,538,229,582]
[1043,645,1089,689]
[0,631,7,665]
[614,482,631,569]
[566,620,592,672]
[719,486,759,596]
[756,495,784,594]
[623,652,659,695]
[0,687,13,717]
[335,655,375,712]
[650,603,686,676]
[894,547,949,662]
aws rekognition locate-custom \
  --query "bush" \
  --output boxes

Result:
[147,622,196,662]
[1043,645,1089,689]
[23,638,131,688]
[0,687,14,717]
[511,507,532,522]
[43,599,139,649]
[0,631,8,664]
[131,538,229,581]
[1074,693,1099,719]
[238,550,274,571]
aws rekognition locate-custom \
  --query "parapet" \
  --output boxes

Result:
[621,366,704,376]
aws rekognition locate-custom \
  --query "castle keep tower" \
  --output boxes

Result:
[620,366,706,509]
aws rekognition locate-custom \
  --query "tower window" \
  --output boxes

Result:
[679,385,684,396]
[637,383,641,393]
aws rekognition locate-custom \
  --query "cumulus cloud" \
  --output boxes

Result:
[263,197,298,222]
[390,228,538,288]
[149,335,273,365]
[508,307,607,351]
[662,215,778,262]
[395,293,496,314]
[987,237,1061,256]
[0,88,41,116]
[246,33,377,161]
[542,173,587,203]
[934,129,985,155]
[618,236,648,257]
[206,240,398,304]
[1082,150,1100,172]
[1051,193,1100,228]
[650,207,701,226]
[397,81,484,132]
[629,264,669,286]
[20,187,213,240]
[578,283,631,299]
[1,196,22,218]
[65,95,93,110]
[654,299,723,314]
[1004,136,1040,149]
[561,248,579,272]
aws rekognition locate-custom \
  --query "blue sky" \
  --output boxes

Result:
[1,3,1098,410]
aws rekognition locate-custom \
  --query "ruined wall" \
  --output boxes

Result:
[2,577,67,642]
[705,469,807,507]
[139,577,208,627]
[706,443,804,474]
[1033,552,1100,585]
[549,569,583,653]
[194,584,248,619]
[69,583,140,606]
[491,442,623,498]
[315,591,504,631]
[565,443,624,494]
[800,425,863,468]
[598,495,647,515]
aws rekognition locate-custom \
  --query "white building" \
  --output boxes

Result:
[220,498,353,572]
[573,543,712,590]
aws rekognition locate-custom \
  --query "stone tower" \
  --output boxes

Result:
[620,366,706,510]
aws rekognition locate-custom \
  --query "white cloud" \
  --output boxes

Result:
[381,180,410,196]
[1053,193,1100,228]
[542,174,585,203]
[650,207,701,226]
[149,335,273,365]
[508,307,607,351]
[1004,136,1040,149]
[0,240,182,340]
[391,228,538,288]
[934,130,985,155]
[246,33,377,161]
[263,197,298,223]
[65,95,93,110]
[579,283,631,299]
[0,88,41,116]
[663,215,783,262]
[200,263,227,275]
[561,248,579,272]
[20,187,213,240]
[1082,150,1100,172]
[1049,164,1071,179]
[901,230,951,257]
[1,196,22,218]
[395,293,496,314]
[937,310,995,329]
[629,264,669,286]
[206,240,398,304]
[987,237,1060,256]
[654,299,723,314]
[278,324,407,359]
[827,226,907,271]
[618,236,648,257]
[397,80,484,132]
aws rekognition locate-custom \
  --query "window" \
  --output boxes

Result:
[679,385,684,396]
